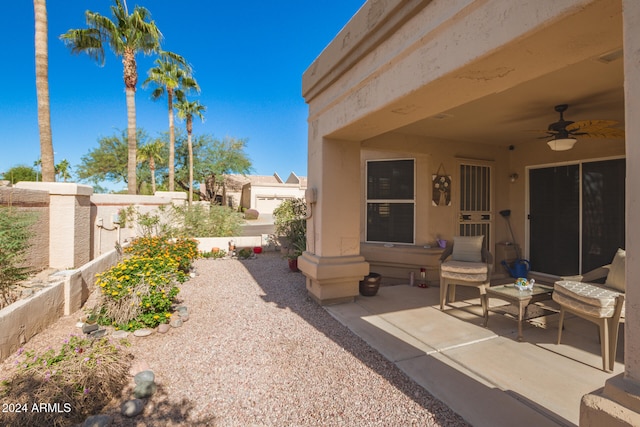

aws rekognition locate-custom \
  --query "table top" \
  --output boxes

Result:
[487,283,554,300]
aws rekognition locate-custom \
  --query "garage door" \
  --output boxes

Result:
[256,197,287,214]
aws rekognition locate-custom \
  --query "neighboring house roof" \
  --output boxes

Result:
[227,173,307,188]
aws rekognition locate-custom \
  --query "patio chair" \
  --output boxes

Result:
[439,235,493,322]
[553,248,626,372]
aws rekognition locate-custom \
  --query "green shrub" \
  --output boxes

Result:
[0,335,131,427]
[124,236,199,273]
[96,255,184,330]
[0,207,37,308]
[273,198,307,258]
[170,203,244,238]
[202,249,227,259]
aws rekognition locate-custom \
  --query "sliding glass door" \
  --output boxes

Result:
[528,158,625,276]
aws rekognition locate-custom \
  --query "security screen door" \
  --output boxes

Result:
[528,158,625,276]
[458,161,493,250]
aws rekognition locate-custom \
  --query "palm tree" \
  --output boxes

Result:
[60,0,161,194]
[54,159,71,182]
[143,51,199,192]
[138,139,164,194]
[34,0,55,182]
[176,99,206,205]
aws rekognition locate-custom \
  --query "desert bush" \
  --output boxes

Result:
[170,203,244,237]
[0,207,37,308]
[124,236,199,273]
[96,255,185,330]
[273,198,307,258]
[0,335,131,427]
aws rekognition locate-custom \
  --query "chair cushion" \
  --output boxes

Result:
[441,260,488,281]
[553,280,624,318]
[452,236,483,262]
[605,248,626,292]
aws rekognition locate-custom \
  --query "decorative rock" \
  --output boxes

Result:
[134,370,155,384]
[170,317,183,328]
[129,360,150,377]
[76,321,85,329]
[82,323,99,334]
[133,329,153,337]
[133,381,157,399]
[112,330,129,339]
[89,328,106,338]
[157,323,170,334]
[82,414,114,427]
[121,399,145,418]
[179,312,189,322]
[176,306,188,315]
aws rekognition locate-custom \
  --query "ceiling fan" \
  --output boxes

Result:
[539,104,624,151]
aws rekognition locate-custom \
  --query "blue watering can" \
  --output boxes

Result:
[501,259,531,278]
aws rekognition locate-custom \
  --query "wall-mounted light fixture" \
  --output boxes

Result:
[509,173,519,183]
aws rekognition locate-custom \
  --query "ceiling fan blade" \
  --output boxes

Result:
[577,128,626,138]
[567,120,619,132]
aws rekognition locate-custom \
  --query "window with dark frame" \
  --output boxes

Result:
[366,159,415,244]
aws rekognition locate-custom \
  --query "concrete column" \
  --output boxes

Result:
[16,182,93,269]
[298,133,369,304]
[580,1,640,425]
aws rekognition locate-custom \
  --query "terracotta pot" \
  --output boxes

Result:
[212,247,220,253]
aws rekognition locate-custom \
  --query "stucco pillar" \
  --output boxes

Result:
[580,1,640,425]
[298,135,369,304]
[16,182,93,269]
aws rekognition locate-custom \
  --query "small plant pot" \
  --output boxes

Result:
[288,258,299,272]
[253,246,263,254]
[359,273,381,296]
[212,247,220,254]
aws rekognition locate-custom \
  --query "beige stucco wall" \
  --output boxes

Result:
[0,186,50,273]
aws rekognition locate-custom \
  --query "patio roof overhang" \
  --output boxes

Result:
[303,0,624,148]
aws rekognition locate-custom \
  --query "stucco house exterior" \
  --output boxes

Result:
[204,173,307,214]
[298,0,640,424]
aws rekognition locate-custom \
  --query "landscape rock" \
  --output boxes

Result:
[82,414,114,427]
[134,370,155,385]
[82,323,99,334]
[176,306,188,315]
[129,360,150,376]
[89,328,106,338]
[170,317,183,328]
[112,330,129,339]
[179,312,189,322]
[133,329,153,337]
[157,323,170,333]
[121,399,145,418]
[133,381,157,399]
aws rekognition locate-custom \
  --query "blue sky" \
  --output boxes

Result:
[0,1,364,188]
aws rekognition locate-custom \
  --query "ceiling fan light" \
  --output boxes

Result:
[547,138,577,151]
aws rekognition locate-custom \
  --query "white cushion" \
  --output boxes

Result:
[441,260,488,282]
[605,248,626,292]
[553,280,624,318]
[452,235,483,262]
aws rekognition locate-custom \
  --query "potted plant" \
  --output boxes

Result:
[273,198,307,271]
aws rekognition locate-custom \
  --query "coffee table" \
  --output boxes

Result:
[482,283,554,341]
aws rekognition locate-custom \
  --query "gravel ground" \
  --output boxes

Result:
[1,252,469,426]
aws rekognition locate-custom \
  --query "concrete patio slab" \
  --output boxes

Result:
[324,284,623,426]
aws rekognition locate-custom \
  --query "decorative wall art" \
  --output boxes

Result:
[432,163,451,206]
